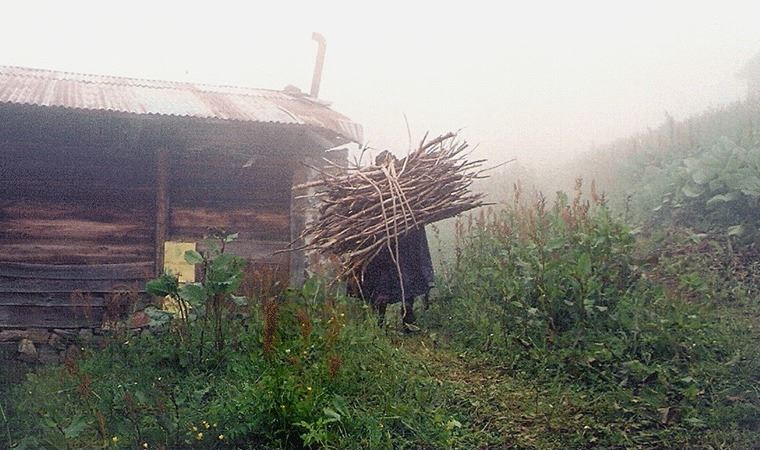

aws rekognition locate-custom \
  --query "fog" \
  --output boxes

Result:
[4,0,760,169]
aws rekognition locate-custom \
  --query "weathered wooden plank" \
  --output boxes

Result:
[0,243,153,264]
[0,202,152,221]
[2,160,151,184]
[0,305,104,329]
[0,292,107,306]
[0,262,154,280]
[1,188,154,205]
[0,219,151,242]
[171,166,294,183]
[0,277,145,293]
[2,182,153,202]
[169,208,288,226]
[170,207,290,240]
[0,197,154,265]
[170,192,292,207]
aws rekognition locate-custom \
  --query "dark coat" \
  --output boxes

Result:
[360,227,434,301]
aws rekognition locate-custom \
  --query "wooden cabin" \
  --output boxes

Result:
[0,65,362,330]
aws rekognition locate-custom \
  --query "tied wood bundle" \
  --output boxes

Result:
[292,132,493,280]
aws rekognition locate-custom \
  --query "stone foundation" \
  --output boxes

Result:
[0,328,106,366]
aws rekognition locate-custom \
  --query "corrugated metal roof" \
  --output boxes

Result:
[0,65,363,143]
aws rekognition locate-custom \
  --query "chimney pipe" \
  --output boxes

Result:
[310,32,326,98]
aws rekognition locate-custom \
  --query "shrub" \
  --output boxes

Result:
[629,138,760,240]
[432,181,636,358]
[424,185,760,447]
[7,279,461,450]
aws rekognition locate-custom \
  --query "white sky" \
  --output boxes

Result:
[3,0,760,168]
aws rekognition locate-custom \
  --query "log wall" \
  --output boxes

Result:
[0,108,329,330]
[0,142,155,265]
[0,141,155,328]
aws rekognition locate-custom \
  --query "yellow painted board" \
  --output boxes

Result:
[163,241,196,282]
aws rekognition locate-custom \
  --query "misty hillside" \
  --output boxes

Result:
[478,99,760,235]
[569,100,760,229]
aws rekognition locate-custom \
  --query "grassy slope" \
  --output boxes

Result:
[4,294,758,450]
[388,308,760,449]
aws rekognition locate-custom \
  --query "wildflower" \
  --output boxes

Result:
[111,436,119,444]
[143,443,149,449]
[192,426,198,432]
[196,432,204,440]
[307,386,313,392]
[213,423,217,427]
[218,434,225,441]
[203,420,210,429]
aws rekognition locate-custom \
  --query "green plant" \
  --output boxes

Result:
[8,278,464,449]
[423,186,760,448]
[434,181,635,353]
[146,232,247,362]
[644,138,760,239]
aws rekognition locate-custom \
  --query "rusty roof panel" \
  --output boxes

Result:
[0,65,363,143]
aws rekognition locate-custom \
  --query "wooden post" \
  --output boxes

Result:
[289,161,310,288]
[155,147,169,276]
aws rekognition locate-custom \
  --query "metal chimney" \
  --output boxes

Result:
[310,32,327,98]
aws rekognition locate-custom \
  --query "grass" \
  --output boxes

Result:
[417,190,760,449]
[4,298,760,449]
[4,193,760,449]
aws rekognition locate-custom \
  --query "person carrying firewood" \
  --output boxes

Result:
[290,133,490,329]
[355,151,435,329]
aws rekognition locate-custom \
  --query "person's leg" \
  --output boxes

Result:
[401,296,416,325]
[374,295,389,327]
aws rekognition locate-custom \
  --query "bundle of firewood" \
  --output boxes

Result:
[293,132,492,278]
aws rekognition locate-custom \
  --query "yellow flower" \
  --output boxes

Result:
[192,426,198,432]
[142,443,149,449]
[196,432,204,440]
[203,421,210,429]
[218,434,225,441]
[111,436,119,444]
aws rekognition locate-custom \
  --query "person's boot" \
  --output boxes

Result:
[401,298,420,333]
